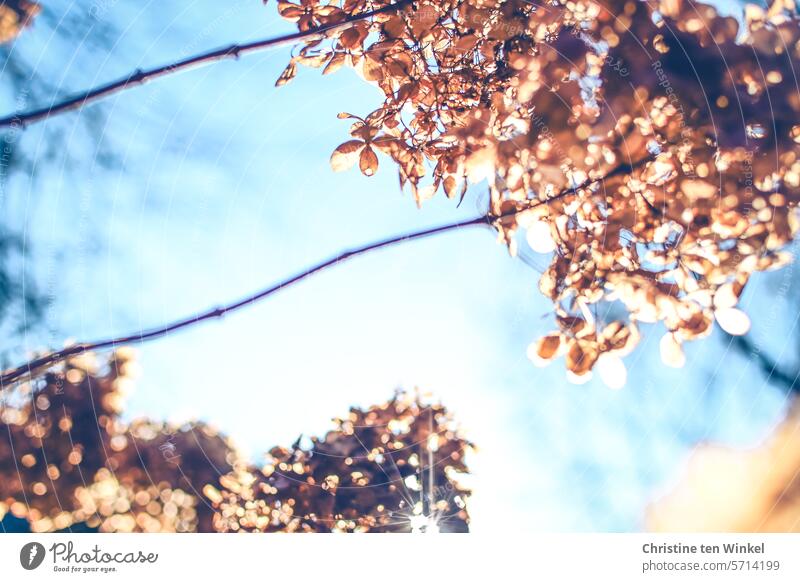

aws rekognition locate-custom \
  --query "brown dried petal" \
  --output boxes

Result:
[359,146,379,176]
[330,140,365,172]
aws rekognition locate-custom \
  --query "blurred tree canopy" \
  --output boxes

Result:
[0,353,471,533]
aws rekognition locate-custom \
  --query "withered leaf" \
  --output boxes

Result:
[275,60,297,87]
[359,146,379,176]
[330,140,365,172]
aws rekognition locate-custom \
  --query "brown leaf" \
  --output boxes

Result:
[323,53,347,75]
[275,60,297,87]
[372,135,397,154]
[566,341,597,376]
[330,140,365,172]
[277,1,302,21]
[539,334,561,359]
[359,146,379,176]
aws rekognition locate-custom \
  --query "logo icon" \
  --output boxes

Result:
[20,542,46,570]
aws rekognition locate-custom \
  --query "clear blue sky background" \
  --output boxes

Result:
[1,0,795,531]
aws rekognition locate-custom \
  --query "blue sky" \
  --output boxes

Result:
[1,0,796,531]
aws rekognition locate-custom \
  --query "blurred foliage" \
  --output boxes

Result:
[647,404,800,532]
[0,350,236,532]
[0,0,123,354]
[648,262,800,531]
[0,352,471,533]
[0,1,39,44]
[207,396,471,533]
[0,234,45,339]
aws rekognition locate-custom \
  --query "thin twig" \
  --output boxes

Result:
[0,159,646,386]
[727,333,799,393]
[0,214,491,386]
[0,0,413,129]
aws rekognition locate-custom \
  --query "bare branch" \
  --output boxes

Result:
[0,213,490,386]
[0,159,646,387]
[726,333,800,393]
[0,0,413,129]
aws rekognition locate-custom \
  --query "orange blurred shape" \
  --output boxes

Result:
[647,404,800,532]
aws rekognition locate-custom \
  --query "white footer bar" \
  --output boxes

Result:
[1,533,798,581]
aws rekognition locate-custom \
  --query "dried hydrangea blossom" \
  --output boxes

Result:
[206,393,472,533]
[0,0,39,44]
[0,351,238,532]
[273,0,800,385]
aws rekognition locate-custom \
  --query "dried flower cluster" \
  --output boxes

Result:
[206,394,471,532]
[275,0,800,386]
[0,0,39,44]
[0,354,471,533]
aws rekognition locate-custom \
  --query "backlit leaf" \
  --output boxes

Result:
[330,140,365,172]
